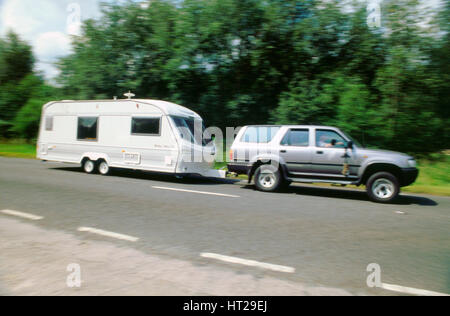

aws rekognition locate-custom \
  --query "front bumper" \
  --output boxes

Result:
[400,168,419,187]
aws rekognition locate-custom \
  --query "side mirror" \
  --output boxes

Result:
[347,140,354,149]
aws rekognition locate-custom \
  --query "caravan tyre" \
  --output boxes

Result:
[83,160,96,174]
[98,161,110,175]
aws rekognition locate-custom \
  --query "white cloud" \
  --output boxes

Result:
[36,62,61,81]
[0,0,102,80]
[34,32,72,60]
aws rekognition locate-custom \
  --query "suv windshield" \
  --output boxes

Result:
[171,116,211,146]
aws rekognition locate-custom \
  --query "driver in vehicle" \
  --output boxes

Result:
[318,135,344,148]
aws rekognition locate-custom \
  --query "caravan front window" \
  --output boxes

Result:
[171,116,210,146]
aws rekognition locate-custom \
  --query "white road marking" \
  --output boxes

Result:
[152,186,240,198]
[381,283,449,296]
[201,252,296,274]
[1,209,43,221]
[77,227,139,242]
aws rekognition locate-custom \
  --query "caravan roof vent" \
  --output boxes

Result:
[124,91,135,100]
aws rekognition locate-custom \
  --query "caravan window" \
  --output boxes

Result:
[45,116,53,131]
[171,116,208,145]
[77,117,98,141]
[131,117,161,135]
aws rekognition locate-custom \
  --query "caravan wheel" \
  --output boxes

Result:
[83,160,96,174]
[98,161,110,175]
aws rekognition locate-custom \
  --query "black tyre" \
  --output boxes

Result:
[83,159,96,174]
[366,172,399,203]
[281,179,292,190]
[254,164,283,192]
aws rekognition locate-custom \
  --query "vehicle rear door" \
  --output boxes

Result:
[278,128,313,175]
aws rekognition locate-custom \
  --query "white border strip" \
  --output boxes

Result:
[78,227,139,242]
[381,283,449,296]
[152,186,240,198]
[201,252,295,273]
[1,209,43,221]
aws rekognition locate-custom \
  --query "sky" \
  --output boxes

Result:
[0,0,103,80]
[0,0,443,82]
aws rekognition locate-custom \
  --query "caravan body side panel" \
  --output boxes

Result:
[37,101,179,173]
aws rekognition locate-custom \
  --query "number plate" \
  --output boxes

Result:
[123,152,141,164]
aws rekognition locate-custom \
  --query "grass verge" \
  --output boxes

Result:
[403,155,450,196]
[0,142,36,159]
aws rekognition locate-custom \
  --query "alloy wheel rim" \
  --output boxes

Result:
[99,162,108,174]
[258,173,275,188]
[372,179,395,199]
[85,161,94,173]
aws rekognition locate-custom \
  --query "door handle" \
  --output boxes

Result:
[316,151,324,154]
[280,150,287,153]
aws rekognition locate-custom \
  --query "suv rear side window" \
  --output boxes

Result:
[281,129,309,147]
[241,126,280,143]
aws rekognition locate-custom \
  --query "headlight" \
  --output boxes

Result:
[408,159,417,168]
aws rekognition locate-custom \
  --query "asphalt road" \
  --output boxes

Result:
[0,157,449,295]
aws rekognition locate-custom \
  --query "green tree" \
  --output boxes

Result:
[271,75,339,125]
[335,77,380,146]
[58,0,179,100]
[0,31,34,86]
[10,81,60,140]
[0,32,35,130]
[373,0,445,153]
[0,74,42,123]
[53,0,449,154]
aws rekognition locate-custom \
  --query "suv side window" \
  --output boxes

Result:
[281,129,309,147]
[316,130,346,148]
[241,126,280,143]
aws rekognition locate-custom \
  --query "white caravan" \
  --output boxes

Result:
[37,99,225,178]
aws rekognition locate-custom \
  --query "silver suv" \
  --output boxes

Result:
[227,125,419,203]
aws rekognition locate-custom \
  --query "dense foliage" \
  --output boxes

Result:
[0,0,448,154]
[0,31,59,138]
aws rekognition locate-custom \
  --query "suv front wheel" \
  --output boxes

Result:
[254,165,283,192]
[366,172,400,203]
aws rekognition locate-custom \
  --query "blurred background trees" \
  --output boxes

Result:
[0,0,448,154]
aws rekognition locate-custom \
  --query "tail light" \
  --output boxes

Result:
[229,149,234,161]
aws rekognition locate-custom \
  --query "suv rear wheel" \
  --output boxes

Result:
[254,165,283,192]
[366,172,399,203]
